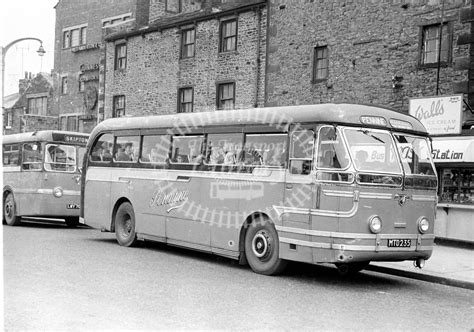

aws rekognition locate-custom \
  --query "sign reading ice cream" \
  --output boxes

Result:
[409,95,463,135]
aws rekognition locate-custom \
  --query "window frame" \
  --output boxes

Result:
[114,42,127,70]
[178,87,194,113]
[62,24,87,49]
[419,21,453,68]
[61,76,68,95]
[216,81,235,110]
[219,18,238,53]
[113,95,126,118]
[27,96,48,115]
[180,27,196,59]
[312,45,329,82]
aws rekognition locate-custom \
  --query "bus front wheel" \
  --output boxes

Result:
[244,219,287,275]
[3,192,21,226]
[114,202,138,247]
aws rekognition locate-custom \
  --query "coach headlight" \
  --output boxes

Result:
[417,217,430,234]
[368,215,382,233]
[53,186,63,198]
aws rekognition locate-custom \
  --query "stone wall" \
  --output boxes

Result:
[104,5,267,117]
[266,0,470,113]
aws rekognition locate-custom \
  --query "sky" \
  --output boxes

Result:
[1,0,57,96]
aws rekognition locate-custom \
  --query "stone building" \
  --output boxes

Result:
[103,0,267,118]
[52,0,138,132]
[3,72,57,134]
[265,0,474,126]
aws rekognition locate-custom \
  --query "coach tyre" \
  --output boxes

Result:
[3,192,21,226]
[244,218,287,275]
[115,202,138,247]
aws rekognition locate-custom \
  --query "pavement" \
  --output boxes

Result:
[367,240,474,290]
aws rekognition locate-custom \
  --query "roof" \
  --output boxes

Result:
[2,130,89,145]
[89,103,428,142]
[3,93,21,109]
[106,0,266,41]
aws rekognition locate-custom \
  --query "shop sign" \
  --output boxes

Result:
[71,42,103,53]
[409,95,462,135]
[431,137,474,163]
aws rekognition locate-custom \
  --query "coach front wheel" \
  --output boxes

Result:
[114,202,138,247]
[244,219,287,275]
[3,192,21,226]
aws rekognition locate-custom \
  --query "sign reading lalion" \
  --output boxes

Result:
[409,95,463,135]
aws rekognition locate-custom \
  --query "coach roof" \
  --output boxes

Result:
[91,104,427,138]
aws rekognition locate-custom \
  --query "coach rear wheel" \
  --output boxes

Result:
[244,219,287,275]
[115,202,138,247]
[336,261,370,276]
[3,192,21,226]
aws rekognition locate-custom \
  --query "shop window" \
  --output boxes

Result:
[181,28,195,58]
[313,46,328,82]
[220,19,237,52]
[115,43,127,70]
[178,87,193,113]
[439,169,474,204]
[420,22,451,66]
[113,95,126,118]
[217,82,235,110]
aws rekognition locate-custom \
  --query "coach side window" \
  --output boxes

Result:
[114,136,140,163]
[205,133,243,165]
[3,144,19,166]
[171,135,205,164]
[22,143,42,170]
[289,129,314,175]
[141,135,171,164]
[243,134,287,167]
[90,134,113,162]
[317,126,349,170]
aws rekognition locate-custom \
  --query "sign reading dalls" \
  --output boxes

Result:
[409,95,463,135]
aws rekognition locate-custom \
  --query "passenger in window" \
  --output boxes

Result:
[265,145,286,167]
[223,150,236,165]
[116,145,132,161]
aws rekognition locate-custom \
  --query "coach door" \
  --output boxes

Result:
[280,127,316,252]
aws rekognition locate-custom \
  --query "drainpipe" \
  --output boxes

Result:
[254,6,262,108]
[436,0,445,95]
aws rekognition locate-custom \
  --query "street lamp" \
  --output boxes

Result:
[1,37,46,112]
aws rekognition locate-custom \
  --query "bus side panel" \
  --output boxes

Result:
[164,173,210,248]
[3,167,22,213]
[84,167,112,230]
[15,171,43,216]
[206,171,286,254]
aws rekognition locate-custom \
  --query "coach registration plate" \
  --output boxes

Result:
[66,204,80,209]
[387,239,411,247]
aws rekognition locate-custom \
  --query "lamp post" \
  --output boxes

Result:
[1,37,46,113]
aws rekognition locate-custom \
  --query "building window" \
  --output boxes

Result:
[217,82,235,110]
[421,23,451,66]
[113,95,126,118]
[115,43,127,70]
[67,116,78,131]
[62,25,87,49]
[220,19,237,52]
[6,111,13,128]
[102,13,133,28]
[178,87,194,113]
[181,28,195,59]
[313,46,328,81]
[78,75,85,93]
[166,0,181,13]
[61,76,68,94]
[27,96,48,115]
